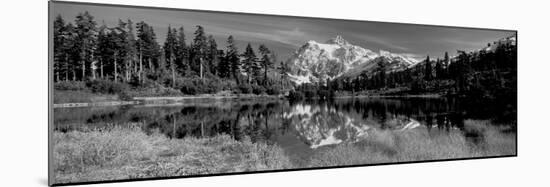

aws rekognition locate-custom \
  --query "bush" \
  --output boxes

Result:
[54,81,87,91]
[251,84,266,95]
[317,89,335,100]
[266,84,282,95]
[118,91,133,101]
[238,84,253,94]
[220,80,238,91]
[86,79,130,94]
[304,89,317,99]
[287,90,304,101]
[178,77,224,95]
[179,80,198,95]
[205,79,222,94]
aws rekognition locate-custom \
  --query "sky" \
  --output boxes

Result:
[52,2,515,61]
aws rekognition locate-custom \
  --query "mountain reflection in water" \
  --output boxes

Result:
[54,98,515,158]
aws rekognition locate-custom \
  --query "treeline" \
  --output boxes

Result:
[289,37,516,102]
[53,11,292,96]
[322,39,516,100]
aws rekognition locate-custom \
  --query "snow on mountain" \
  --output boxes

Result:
[286,35,418,85]
[483,35,517,52]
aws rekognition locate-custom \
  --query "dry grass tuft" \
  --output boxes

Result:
[53,125,291,184]
[308,120,515,168]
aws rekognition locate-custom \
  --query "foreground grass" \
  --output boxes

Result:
[53,120,515,184]
[53,125,291,184]
[308,120,516,167]
[54,90,119,104]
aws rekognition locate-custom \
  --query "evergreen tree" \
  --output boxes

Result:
[176,26,188,75]
[444,51,450,66]
[136,21,160,82]
[164,25,178,87]
[96,21,109,80]
[424,55,432,81]
[375,59,386,88]
[191,25,207,78]
[110,20,133,82]
[217,50,230,78]
[63,23,79,81]
[207,35,219,76]
[435,58,444,79]
[124,19,137,82]
[53,15,67,82]
[258,44,273,86]
[277,61,290,91]
[225,35,240,84]
[74,11,98,81]
[242,43,258,84]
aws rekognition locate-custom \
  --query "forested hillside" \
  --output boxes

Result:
[291,35,517,103]
[53,12,291,99]
[53,11,516,105]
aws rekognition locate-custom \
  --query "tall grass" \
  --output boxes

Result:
[308,120,516,167]
[53,125,291,184]
[54,90,119,104]
[53,120,515,184]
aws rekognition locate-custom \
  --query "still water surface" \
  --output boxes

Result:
[54,98,516,164]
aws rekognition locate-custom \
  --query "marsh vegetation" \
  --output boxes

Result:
[53,98,516,183]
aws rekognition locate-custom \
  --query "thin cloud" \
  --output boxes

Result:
[220,28,307,47]
[53,2,514,61]
[349,33,410,52]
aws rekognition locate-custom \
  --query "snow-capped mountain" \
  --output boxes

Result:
[483,35,517,52]
[286,35,418,85]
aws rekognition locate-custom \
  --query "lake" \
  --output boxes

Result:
[53,97,516,166]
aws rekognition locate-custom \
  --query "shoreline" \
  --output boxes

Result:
[333,93,442,99]
[53,94,284,108]
[53,92,444,108]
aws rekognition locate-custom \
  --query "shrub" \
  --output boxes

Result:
[304,89,317,99]
[219,79,238,91]
[251,84,267,95]
[238,84,253,94]
[204,79,222,94]
[118,91,133,101]
[266,84,282,95]
[179,79,198,95]
[54,81,87,91]
[178,77,224,95]
[287,90,304,100]
[86,79,130,94]
[317,89,335,100]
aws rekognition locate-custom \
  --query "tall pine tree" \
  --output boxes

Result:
[242,43,257,84]
[176,26,188,75]
[191,25,207,79]
[74,11,98,81]
[424,55,432,81]
[225,35,240,84]
[164,25,178,87]
[258,44,273,86]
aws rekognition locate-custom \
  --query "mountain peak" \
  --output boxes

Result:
[326,35,349,45]
[287,36,419,85]
[379,50,391,57]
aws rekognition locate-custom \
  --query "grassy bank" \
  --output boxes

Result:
[53,125,292,184]
[308,120,516,167]
[53,79,287,104]
[53,120,515,184]
[54,90,120,104]
[54,89,283,106]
